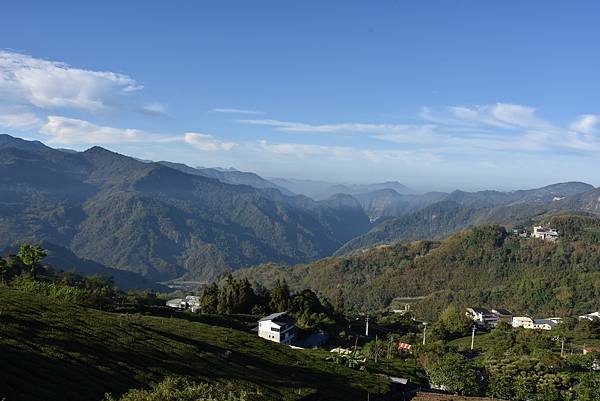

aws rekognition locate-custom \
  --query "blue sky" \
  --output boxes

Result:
[1,1,600,191]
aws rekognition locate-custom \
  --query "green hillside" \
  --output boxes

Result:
[0,287,389,401]
[336,183,596,255]
[0,134,371,283]
[234,215,600,320]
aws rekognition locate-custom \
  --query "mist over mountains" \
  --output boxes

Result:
[1,134,599,288]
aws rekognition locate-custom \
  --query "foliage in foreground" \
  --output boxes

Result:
[104,377,262,401]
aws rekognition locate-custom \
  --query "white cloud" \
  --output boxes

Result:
[39,116,237,151]
[239,118,438,136]
[184,132,237,151]
[0,109,43,130]
[420,103,552,131]
[258,140,337,157]
[570,114,599,135]
[40,116,148,144]
[0,50,140,112]
[257,139,441,165]
[211,108,265,115]
[140,102,168,115]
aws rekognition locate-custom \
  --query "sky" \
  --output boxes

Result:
[1,1,600,192]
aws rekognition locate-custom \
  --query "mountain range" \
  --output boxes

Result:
[0,134,371,283]
[2,134,600,288]
[267,177,411,200]
[337,182,598,255]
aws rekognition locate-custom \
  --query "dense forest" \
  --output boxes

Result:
[234,215,600,320]
[0,134,371,282]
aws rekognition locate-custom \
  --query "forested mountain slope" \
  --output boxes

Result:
[234,215,600,320]
[337,182,595,255]
[0,135,371,281]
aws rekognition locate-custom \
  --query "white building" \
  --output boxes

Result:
[491,308,513,324]
[166,295,201,312]
[579,312,600,321]
[533,226,559,240]
[512,316,557,330]
[258,312,296,344]
[466,307,499,327]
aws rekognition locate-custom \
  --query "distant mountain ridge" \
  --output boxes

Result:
[0,134,371,282]
[268,177,412,200]
[336,181,596,255]
[158,161,294,195]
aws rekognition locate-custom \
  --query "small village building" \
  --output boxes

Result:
[583,346,600,355]
[532,226,559,240]
[166,298,186,309]
[465,307,499,327]
[166,295,201,312]
[512,316,534,328]
[512,316,557,330]
[579,312,600,320]
[531,319,557,330]
[491,308,513,324]
[258,312,296,345]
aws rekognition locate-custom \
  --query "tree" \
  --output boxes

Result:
[17,244,46,280]
[435,305,472,339]
[270,279,290,311]
[236,279,256,314]
[334,287,344,315]
[428,352,485,396]
[575,372,600,401]
[0,258,12,283]
[200,283,219,314]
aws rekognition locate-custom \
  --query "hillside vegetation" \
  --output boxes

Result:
[337,183,596,255]
[0,287,389,401]
[0,134,370,282]
[235,215,600,320]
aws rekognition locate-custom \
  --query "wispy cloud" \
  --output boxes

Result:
[139,102,168,115]
[257,139,441,165]
[570,114,599,136]
[241,103,600,155]
[39,116,237,152]
[239,118,436,136]
[184,132,237,151]
[41,116,149,144]
[0,50,140,112]
[0,107,43,130]
[211,108,265,115]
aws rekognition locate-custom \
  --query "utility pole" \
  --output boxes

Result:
[470,325,476,350]
[561,337,565,358]
[374,334,378,363]
[365,315,369,337]
[422,322,427,346]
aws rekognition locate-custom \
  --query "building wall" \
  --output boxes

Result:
[258,320,295,344]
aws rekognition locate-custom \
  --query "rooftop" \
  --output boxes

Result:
[259,312,294,325]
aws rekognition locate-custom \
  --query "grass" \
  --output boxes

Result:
[0,287,391,401]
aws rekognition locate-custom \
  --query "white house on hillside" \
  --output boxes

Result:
[579,312,600,321]
[258,312,296,344]
[533,226,559,241]
[465,307,499,327]
[166,295,201,313]
[512,316,558,330]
